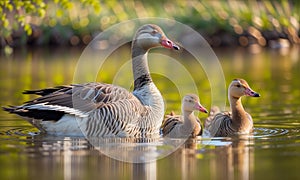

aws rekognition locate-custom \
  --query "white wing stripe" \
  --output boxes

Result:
[26,103,88,118]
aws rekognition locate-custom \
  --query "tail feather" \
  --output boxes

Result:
[2,105,65,121]
[2,106,16,113]
[23,86,68,96]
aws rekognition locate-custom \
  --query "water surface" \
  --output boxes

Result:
[0,46,299,179]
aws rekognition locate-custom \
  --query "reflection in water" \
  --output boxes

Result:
[22,136,160,180]
[181,139,201,180]
[0,133,257,180]
[133,162,156,180]
[232,138,254,180]
[0,121,299,179]
[176,137,254,180]
[88,137,188,163]
[0,46,300,179]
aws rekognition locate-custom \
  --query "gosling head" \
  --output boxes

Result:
[134,24,180,50]
[229,79,260,99]
[182,94,208,113]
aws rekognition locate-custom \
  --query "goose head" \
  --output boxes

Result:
[182,94,208,113]
[134,24,180,50]
[229,79,260,99]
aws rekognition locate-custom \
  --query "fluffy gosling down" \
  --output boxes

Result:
[161,94,208,138]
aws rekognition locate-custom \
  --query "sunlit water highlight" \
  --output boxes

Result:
[0,46,299,179]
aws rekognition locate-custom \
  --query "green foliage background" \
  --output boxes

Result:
[0,0,299,47]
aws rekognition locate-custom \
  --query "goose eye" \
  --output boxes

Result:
[152,30,158,34]
[236,84,241,88]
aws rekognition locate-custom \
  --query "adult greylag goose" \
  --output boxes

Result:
[3,24,180,138]
[161,94,208,138]
[204,79,260,137]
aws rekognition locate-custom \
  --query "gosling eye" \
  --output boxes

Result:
[236,84,241,88]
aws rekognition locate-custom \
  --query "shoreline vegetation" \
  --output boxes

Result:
[0,1,299,52]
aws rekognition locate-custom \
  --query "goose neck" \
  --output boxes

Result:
[229,95,248,125]
[132,45,152,90]
[182,111,196,130]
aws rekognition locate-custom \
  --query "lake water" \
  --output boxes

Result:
[0,45,299,179]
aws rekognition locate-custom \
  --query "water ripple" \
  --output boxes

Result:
[253,121,300,142]
[1,124,299,140]
[253,127,290,138]
[0,127,39,138]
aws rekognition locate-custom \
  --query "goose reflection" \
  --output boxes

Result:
[167,136,254,180]
[203,136,254,180]
[25,135,159,180]
[22,134,254,180]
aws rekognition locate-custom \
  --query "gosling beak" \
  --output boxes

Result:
[161,37,180,50]
[194,102,208,113]
[245,88,260,97]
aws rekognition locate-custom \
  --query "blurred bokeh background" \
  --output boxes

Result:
[1,1,300,180]
[0,0,299,52]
